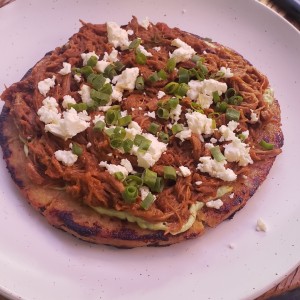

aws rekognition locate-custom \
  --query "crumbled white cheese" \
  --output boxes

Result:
[229,193,235,199]
[206,199,223,209]
[153,46,161,52]
[103,48,119,62]
[139,186,150,200]
[218,66,233,78]
[178,166,192,177]
[241,130,249,139]
[169,38,196,63]
[54,150,78,166]
[99,161,129,177]
[157,90,166,99]
[38,76,56,97]
[263,88,274,104]
[195,180,202,186]
[144,111,156,118]
[106,22,130,50]
[197,156,237,181]
[132,133,167,169]
[127,29,134,35]
[74,74,82,83]
[175,128,192,142]
[58,62,72,75]
[78,84,93,104]
[81,51,99,66]
[169,104,182,123]
[187,79,227,109]
[95,60,110,73]
[210,137,218,144]
[256,218,267,232]
[111,86,123,102]
[62,95,76,109]
[204,143,214,150]
[93,114,105,124]
[86,142,92,148]
[44,108,91,140]
[224,138,253,167]
[185,111,213,135]
[125,121,143,140]
[115,67,140,91]
[250,109,259,123]
[137,45,152,57]
[37,96,61,124]
[120,158,134,173]
[219,120,239,142]
[139,17,150,29]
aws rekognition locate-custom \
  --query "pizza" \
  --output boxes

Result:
[0,17,283,247]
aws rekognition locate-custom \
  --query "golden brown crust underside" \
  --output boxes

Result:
[0,96,283,247]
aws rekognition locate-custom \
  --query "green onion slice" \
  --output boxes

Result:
[164,82,179,94]
[190,102,204,113]
[135,49,147,65]
[138,139,152,152]
[118,115,132,127]
[68,102,88,112]
[226,108,240,122]
[176,83,189,97]
[210,146,225,162]
[148,122,160,135]
[93,120,105,132]
[157,69,168,80]
[103,64,117,80]
[114,61,125,72]
[87,73,106,90]
[215,101,228,113]
[135,76,144,90]
[259,139,274,150]
[72,143,83,156]
[148,71,160,82]
[114,172,125,181]
[113,126,126,139]
[79,66,94,78]
[171,123,184,134]
[158,131,169,143]
[157,107,170,119]
[104,127,115,137]
[163,166,177,180]
[191,54,201,63]
[110,138,123,149]
[123,139,134,153]
[178,67,190,83]
[129,38,141,49]
[105,109,120,125]
[122,186,138,203]
[133,134,146,146]
[152,176,164,193]
[166,58,176,73]
[124,175,143,187]
[212,91,221,103]
[140,192,156,210]
[86,56,98,67]
[143,169,158,190]
[90,89,111,105]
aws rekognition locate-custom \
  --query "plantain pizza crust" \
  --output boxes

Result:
[0,17,283,248]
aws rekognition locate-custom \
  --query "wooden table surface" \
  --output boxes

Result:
[0,1,299,300]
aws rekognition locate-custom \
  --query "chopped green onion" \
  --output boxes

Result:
[110,138,123,149]
[210,146,225,162]
[212,91,221,103]
[228,95,243,106]
[138,138,152,152]
[80,66,94,78]
[135,49,147,64]
[140,192,156,210]
[176,83,189,97]
[196,61,208,77]
[105,109,120,125]
[189,68,204,81]
[113,126,126,139]
[135,76,144,90]
[178,67,190,83]
[129,38,141,49]
[124,175,143,187]
[148,122,160,135]
[114,61,125,72]
[171,123,184,134]
[87,73,106,90]
[211,119,217,129]
[152,176,164,193]
[158,131,169,143]
[72,143,83,156]
[143,169,158,190]
[86,56,98,67]
[157,107,170,119]
[225,88,236,101]
[118,115,132,127]
[122,186,138,203]
[103,64,117,79]
[158,69,168,80]
[68,102,88,112]
[90,89,111,105]
[133,134,146,146]
[104,127,115,137]
[123,139,134,153]
[238,133,246,141]
[215,101,228,112]
[163,166,177,180]
[259,139,274,150]
[191,54,201,63]
[166,58,176,73]
[208,112,220,119]
[114,172,125,181]
[164,82,179,94]
[148,71,160,82]
[93,120,105,132]
[190,102,204,113]
[99,82,113,95]
[226,108,240,122]
[167,97,179,110]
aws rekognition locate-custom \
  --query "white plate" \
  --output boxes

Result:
[0,1,299,299]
